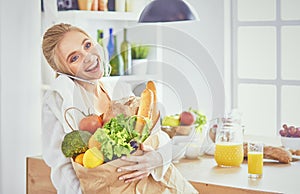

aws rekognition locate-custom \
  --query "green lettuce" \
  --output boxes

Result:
[93,114,150,161]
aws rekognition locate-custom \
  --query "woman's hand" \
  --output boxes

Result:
[117,144,163,183]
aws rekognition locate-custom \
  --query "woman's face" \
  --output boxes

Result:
[57,30,104,80]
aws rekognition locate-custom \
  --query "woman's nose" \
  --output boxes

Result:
[83,52,93,63]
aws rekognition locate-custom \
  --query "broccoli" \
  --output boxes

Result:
[61,130,92,158]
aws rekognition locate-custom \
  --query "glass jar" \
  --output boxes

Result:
[214,119,244,167]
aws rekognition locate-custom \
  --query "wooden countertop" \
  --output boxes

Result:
[175,155,300,194]
[26,156,56,194]
[27,154,300,194]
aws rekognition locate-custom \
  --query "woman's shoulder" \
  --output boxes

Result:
[43,75,76,104]
[51,75,75,90]
[48,75,76,93]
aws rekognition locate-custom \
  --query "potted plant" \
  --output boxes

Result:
[131,44,150,75]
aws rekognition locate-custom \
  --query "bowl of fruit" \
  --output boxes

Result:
[161,109,207,138]
[279,124,300,150]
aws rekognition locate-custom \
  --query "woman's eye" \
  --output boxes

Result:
[70,55,79,63]
[84,42,92,50]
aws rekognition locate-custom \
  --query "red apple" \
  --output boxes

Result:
[179,111,195,126]
[79,114,103,134]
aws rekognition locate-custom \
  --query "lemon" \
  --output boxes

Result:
[74,153,84,165]
[83,147,104,168]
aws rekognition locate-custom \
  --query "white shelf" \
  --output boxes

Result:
[41,74,160,91]
[102,74,159,83]
[56,10,140,22]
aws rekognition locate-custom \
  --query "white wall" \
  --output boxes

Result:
[0,0,42,193]
[186,0,225,73]
[157,0,226,119]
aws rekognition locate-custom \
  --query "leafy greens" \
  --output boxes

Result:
[93,114,150,162]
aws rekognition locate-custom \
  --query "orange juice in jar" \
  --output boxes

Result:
[215,142,244,167]
[214,119,244,167]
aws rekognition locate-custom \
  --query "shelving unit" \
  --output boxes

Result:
[41,74,159,91]
[56,10,139,21]
[101,73,161,86]
[42,1,141,24]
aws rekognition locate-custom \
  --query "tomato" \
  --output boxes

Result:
[79,115,103,134]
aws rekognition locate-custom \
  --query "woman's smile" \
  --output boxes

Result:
[85,58,100,72]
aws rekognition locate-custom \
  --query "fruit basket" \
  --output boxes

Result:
[161,124,196,138]
[161,109,206,138]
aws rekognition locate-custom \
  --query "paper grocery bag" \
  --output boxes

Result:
[72,157,198,194]
[72,134,198,194]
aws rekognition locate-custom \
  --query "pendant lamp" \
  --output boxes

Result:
[138,0,198,23]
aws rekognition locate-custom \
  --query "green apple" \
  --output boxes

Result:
[162,115,180,127]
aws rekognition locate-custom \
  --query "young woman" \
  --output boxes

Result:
[41,23,173,193]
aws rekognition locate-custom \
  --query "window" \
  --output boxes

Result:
[231,0,300,136]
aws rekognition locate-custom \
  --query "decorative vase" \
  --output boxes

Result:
[115,0,126,12]
[126,0,149,13]
[131,59,148,75]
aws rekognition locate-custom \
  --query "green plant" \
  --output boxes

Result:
[131,44,150,59]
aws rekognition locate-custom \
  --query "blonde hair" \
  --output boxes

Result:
[42,23,90,74]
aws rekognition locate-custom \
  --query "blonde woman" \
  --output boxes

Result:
[41,23,173,193]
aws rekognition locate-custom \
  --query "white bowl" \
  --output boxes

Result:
[281,136,300,150]
[185,142,202,159]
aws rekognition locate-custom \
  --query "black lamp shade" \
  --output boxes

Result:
[138,0,197,23]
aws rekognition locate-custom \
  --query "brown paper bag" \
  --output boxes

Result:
[72,157,198,194]
[72,134,198,193]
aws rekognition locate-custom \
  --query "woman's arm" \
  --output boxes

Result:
[42,103,82,194]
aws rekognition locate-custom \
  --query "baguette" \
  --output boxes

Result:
[263,146,293,163]
[146,81,159,124]
[135,88,154,134]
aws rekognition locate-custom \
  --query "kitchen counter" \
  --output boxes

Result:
[172,135,299,194]
[175,155,300,194]
[27,154,300,194]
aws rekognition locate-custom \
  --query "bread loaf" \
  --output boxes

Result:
[146,81,159,124]
[135,88,154,134]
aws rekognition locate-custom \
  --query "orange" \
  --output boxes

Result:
[74,153,84,165]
